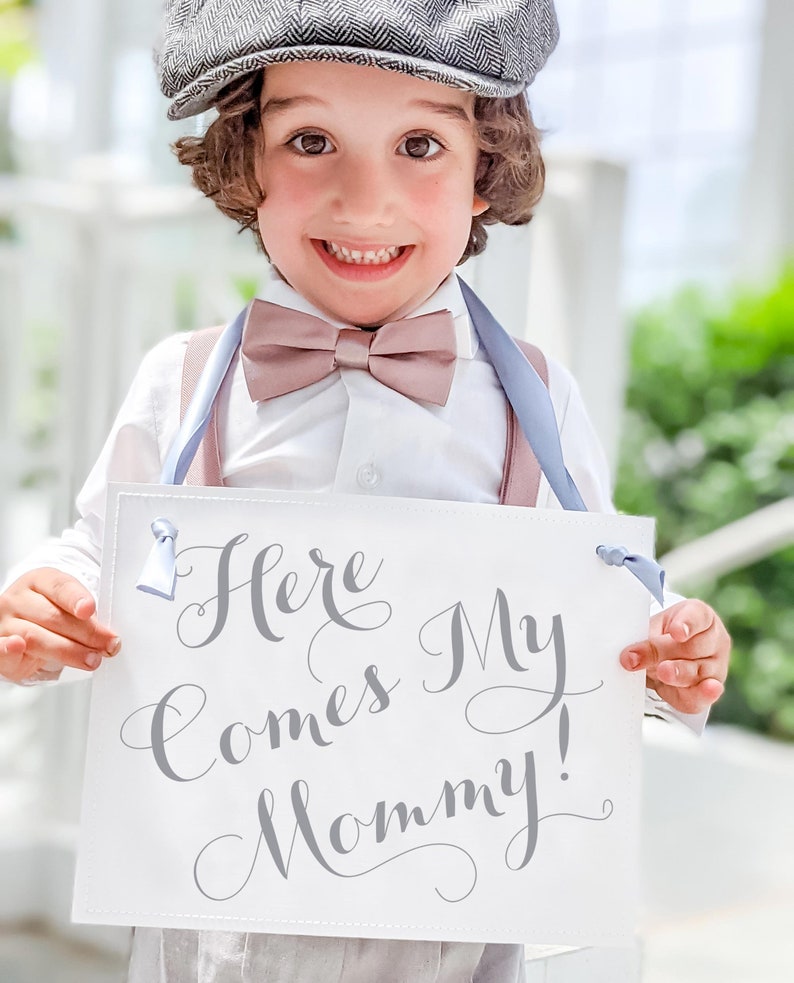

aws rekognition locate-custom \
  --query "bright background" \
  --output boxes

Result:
[0,1,792,981]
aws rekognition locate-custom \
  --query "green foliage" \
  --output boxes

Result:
[232,275,263,303]
[0,2,36,78]
[615,264,794,738]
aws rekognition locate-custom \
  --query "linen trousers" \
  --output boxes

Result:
[127,929,527,983]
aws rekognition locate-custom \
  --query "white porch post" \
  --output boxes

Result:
[739,0,794,280]
[35,0,114,166]
[464,154,628,470]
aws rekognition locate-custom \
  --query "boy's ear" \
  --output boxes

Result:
[472,195,489,216]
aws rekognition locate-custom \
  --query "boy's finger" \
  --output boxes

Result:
[699,677,726,703]
[651,677,725,714]
[30,568,97,619]
[1,636,62,683]
[10,623,112,673]
[621,638,713,674]
[39,607,120,655]
[4,608,120,662]
[664,627,719,662]
[0,634,26,659]
[620,633,680,671]
[7,591,119,655]
[0,635,28,679]
[655,656,725,688]
[621,622,723,672]
[660,599,715,643]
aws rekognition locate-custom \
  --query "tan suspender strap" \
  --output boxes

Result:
[498,338,548,508]
[180,327,550,502]
[180,325,225,487]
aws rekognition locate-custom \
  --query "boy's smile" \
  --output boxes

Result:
[312,239,414,281]
[255,62,488,327]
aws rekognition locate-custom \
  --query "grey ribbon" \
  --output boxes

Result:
[136,518,179,600]
[596,545,665,606]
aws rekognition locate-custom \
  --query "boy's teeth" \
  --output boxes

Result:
[325,241,402,265]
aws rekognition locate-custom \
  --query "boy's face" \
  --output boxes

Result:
[255,62,488,326]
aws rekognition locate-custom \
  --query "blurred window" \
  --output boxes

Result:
[531,0,764,306]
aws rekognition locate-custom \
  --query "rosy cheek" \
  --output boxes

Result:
[273,168,323,211]
[418,164,474,200]
[408,176,457,212]
[258,153,304,198]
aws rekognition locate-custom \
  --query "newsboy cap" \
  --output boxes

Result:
[156,0,559,120]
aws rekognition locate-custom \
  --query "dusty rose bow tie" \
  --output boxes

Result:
[240,300,457,406]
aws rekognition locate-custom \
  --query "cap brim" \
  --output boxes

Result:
[166,45,529,120]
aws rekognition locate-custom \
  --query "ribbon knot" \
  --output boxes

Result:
[596,544,665,606]
[136,518,179,600]
[596,545,631,567]
[240,300,457,406]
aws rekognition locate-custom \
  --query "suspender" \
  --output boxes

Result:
[178,325,549,507]
[138,285,664,604]
[501,339,547,508]
[180,326,225,488]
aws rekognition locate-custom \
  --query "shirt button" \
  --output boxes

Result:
[357,463,381,489]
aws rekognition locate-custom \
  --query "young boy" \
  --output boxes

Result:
[0,1,729,979]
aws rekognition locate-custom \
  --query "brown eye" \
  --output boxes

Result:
[290,133,331,155]
[399,135,442,159]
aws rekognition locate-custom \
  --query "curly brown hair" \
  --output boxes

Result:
[174,70,545,263]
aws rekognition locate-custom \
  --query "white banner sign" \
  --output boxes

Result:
[74,485,652,946]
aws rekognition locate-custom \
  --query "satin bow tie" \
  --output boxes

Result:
[240,300,457,406]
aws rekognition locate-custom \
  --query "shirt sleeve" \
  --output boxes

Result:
[548,360,615,513]
[542,358,709,735]
[2,334,188,602]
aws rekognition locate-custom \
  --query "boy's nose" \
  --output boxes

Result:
[330,158,396,230]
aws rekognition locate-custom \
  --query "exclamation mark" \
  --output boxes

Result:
[559,703,569,781]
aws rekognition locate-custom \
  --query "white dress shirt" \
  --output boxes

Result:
[9,271,615,590]
[4,269,702,731]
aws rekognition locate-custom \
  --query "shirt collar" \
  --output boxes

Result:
[259,266,479,360]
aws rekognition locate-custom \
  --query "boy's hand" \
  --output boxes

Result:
[0,568,120,683]
[619,599,730,715]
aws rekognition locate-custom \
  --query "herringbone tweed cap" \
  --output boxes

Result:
[156,0,559,119]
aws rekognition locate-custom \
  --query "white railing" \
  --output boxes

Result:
[0,171,267,540]
[661,497,794,590]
